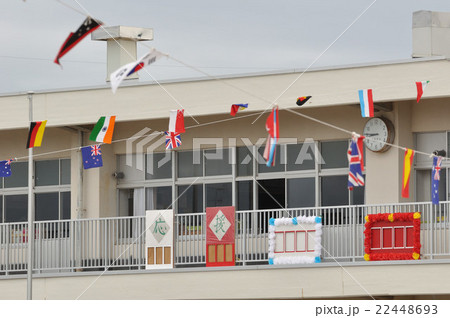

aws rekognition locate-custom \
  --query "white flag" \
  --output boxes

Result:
[110,48,165,93]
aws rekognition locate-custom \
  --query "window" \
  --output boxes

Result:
[117,140,362,220]
[286,143,315,171]
[205,149,232,176]
[178,150,203,178]
[146,153,172,180]
[178,184,203,213]
[206,183,232,207]
[258,145,284,173]
[5,162,28,188]
[4,195,28,223]
[321,140,348,169]
[237,181,253,211]
[237,146,253,177]
[321,175,349,206]
[146,186,172,210]
[287,178,315,208]
[258,179,285,209]
[0,159,71,223]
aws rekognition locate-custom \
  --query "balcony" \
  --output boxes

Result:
[0,201,449,275]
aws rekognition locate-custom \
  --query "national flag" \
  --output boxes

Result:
[89,116,116,144]
[26,120,47,148]
[168,109,185,133]
[230,104,248,116]
[432,156,443,205]
[416,81,430,103]
[358,89,374,118]
[110,48,165,93]
[81,145,103,169]
[263,106,279,167]
[0,159,14,178]
[401,148,415,198]
[54,17,103,65]
[296,96,311,106]
[165,132,182,150]
[347,134,365,190]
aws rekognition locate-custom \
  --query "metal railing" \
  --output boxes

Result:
[0,201,449,275]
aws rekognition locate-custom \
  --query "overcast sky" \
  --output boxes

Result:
[1,0,450,95]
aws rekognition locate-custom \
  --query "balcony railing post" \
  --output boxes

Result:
[351,205,356,262]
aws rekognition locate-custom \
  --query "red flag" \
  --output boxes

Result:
[416,81,430,103]
[54,17,103,65]
[168,109,185,133]
[402,149,415,198]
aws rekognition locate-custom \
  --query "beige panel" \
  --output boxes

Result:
[164,247,171,265]
[2,59,450,131]
[147,248,154,265]
[217,245,224,263]
[208,245,216,263]
[1,263,450,299]
[156,247,163,264]
[225,244,233,262]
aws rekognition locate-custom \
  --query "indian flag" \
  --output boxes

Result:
[89,116,116,144]
[416,81,430,103]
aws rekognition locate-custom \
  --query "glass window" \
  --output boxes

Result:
[321,140,348,169]
[321,175,349,206]
[237,181,253,211]
[146,186,172,210]
[60,159,71,185]
[146,153,172,180]
[258,145,285,173]
[5,195,28,223]
[257,179,285,209]
[287,178,315,208]
[237,147,253,177]
[178,184,203,213]
[351,185,365,205]
[0,196,2,223]
[35,192,59,221]
[287,143,315,171]
[415,132,446,165]
[60,192,71,220]
[118,189,134,217]
[177,151,203,178]
[205,148,232,176]
[35,160,59,186]
[5,162,28,188]
[206,183,232,207]
[117,154,145,183]
[416,169,446,202]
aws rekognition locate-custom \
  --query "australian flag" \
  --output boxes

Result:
[0,159,13,177]
[165,132,182,150]
[432,156,443,205]
[81,145,103,169]
[347,135,365,190]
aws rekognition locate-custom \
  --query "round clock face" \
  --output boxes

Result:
[362,117,395,152]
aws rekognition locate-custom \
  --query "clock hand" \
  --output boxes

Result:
[364,133,379,137]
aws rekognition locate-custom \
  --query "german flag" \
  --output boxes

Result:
[26,120,47,148]
[296,96,311,106]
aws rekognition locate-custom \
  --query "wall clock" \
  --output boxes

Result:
[362,117,395,153]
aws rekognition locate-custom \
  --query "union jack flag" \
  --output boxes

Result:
[90,145,101,156]
[6,159,14,165]
[165,132,182,150]
[347,134,365,189]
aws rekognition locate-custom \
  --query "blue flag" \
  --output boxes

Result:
[0,159,13,177]
[432,156,442,205]
[81,145,103,169]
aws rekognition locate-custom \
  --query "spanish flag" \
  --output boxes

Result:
[402,148,415,198]
[26,120,47,148]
